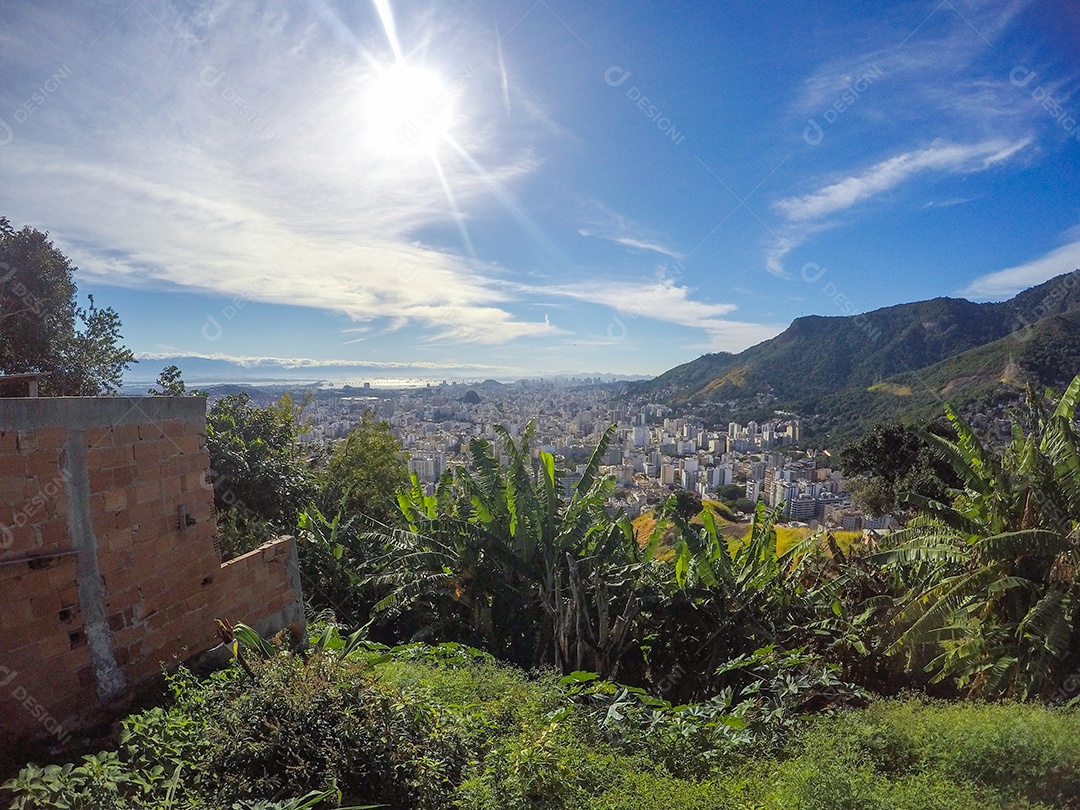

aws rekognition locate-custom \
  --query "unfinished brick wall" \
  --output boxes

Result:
[0,397,304,747]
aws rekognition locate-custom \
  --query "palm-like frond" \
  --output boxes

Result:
[882,373,1080,698]
[975,529,1070,561]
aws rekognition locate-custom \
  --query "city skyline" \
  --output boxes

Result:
[1,1,1078,381]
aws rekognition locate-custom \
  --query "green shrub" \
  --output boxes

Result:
[7,649,1080,810]
[189,654,468,809]
[847,699,1080,805]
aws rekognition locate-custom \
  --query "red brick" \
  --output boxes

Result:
[134,481,161,505]
[35,427,69,449]
[111,465,136,488]
[113,626,146,651]
[58,585,78,607]
[101,488,127,513]
[106,530,134,553]
[112,509,131,531]
[133,441,162,465]
[105,587,140,613]
[84,427,112,449]
[30,595,60,621]
[0,595,32,627]
[138,422,164,441]
[89,444,134,470]
[62,645,90,672]
[37,520,72,554]
[178,471,196,493]
[99,549,134,580]
[87,468,115,495]
[175,435,201,456]
[160,476,181,499]
[45,562,76,593]
[25,450,62,480]
[0,476,27,502]
[162,421,191,440]
[112,424,141,446]
[159,440,181,461]
[0,430,18,454]
[1,522,39,560]
[38,631,71,661]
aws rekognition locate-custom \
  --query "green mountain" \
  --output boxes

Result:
[626,270,1080,444]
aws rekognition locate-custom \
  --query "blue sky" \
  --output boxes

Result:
[1,0,1078,382]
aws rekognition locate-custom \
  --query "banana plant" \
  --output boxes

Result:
[365,421,653,677]
[877,373,1080,698]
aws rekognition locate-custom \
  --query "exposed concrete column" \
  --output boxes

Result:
[63,430,126,702]
[282,537,306,641]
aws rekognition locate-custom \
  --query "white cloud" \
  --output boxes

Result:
[959,231,1080,299]
[774,139,1031,222]
[764,138,1031,277]
[521,273,784,351]
[577,202,683,258]
[767,0,1040,277]
[135,351,510,371]
[794,0,1034,131]
[0,0,561,346]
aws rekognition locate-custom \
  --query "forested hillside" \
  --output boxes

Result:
[628,270,1080,443]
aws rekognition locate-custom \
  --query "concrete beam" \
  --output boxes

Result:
[0,397,206,431]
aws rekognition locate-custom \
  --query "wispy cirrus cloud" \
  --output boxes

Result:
[519,272,784,351]
[765,138,1031,276]
[765,0,1041,277]
[959,226,1080,299]
[577,201,683,258]
[793,0,1034,134]
[775,139,1031,222]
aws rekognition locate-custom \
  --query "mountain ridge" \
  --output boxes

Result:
[626,269,1080,444]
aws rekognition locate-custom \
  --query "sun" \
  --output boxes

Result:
[364,63,455,157]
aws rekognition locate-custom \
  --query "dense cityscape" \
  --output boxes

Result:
[293,380,894,532]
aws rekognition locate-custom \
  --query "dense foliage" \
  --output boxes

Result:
[878,377,1080,698]
[0,216,135,394]
[6,636,1080,809]
[205,392,317,557]
[837,419,960,516]
[318,409,409,527]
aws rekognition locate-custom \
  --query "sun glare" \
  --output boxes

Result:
[364,63,455,157]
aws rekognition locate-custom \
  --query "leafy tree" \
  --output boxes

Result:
[876,376,1080,699]
[319,409,409,526]
[205,392,316,557]
[733,497,756,513]
[838,419,959,516]
[718,483,744,502]
[0,217,134,394]
[672,488,703,522]
[147,365,186,396]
